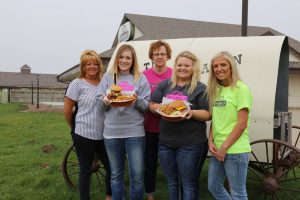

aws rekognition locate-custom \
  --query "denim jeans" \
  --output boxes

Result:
[159,142,208,200]
[72,133,112,200]
[104,137,145,200]
[144,132,159,194]
[208,153,250,200]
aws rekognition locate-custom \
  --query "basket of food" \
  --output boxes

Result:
[156,100,190,122]
[106,85,135,107]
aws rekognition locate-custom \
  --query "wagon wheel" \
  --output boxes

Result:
[61,144,106,193]
[292,126,300,148]
[247,139,300,200]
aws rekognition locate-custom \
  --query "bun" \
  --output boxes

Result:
[111,85,122,92]
[170,100,186,110]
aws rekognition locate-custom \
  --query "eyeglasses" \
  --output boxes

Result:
[152,53,167,57]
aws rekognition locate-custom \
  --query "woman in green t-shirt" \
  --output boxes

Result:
[206,51,252,200]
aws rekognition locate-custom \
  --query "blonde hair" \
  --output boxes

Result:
[206,51,241,110]
[79,50,103,81]
[170,51,201,95]
[109,44,140,82]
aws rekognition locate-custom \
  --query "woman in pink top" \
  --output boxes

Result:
[143,40,172,200]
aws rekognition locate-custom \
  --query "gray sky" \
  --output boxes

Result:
[0,0,299,75]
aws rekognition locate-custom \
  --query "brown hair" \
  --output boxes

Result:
[148,40,172,60]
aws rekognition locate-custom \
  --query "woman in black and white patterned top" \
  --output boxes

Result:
[64,50,112,200]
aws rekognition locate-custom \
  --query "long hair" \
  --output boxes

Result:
[206,51,241,111]
[79,50,103,81]
[170,51,200,95]
[109,44,140,82]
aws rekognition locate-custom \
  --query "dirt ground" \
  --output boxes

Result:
[22,103,64,112]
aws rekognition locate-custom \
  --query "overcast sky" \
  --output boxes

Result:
[0,0,299,75]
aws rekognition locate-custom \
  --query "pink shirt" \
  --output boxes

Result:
[143,67,172,133]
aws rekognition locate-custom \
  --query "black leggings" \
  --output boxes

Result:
[144,131,159,194]
[72,133,112,200]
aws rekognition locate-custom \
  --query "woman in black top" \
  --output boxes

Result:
[149,51,210,200]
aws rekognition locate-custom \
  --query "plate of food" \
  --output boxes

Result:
[106,85,135,107]
[156,100,190,122]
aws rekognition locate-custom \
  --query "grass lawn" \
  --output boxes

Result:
[0,103,299,200]
[0,103,78,200]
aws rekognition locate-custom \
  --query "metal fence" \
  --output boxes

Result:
[9,88,65,103]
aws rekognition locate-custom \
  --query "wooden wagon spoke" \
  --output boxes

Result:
[67,167,79,174]
[251,150,269,175]
[67,171,79,176]
[252,189,264,199]
[66,161,78,165]
[265,141,271,175]
[248,139,300,199]
[280,177,300,182]
[279,186,300,192]
[278,189,299,200]
[62,144,106,193]
[248,166,264,181]
[278,166,296,180]
[94,171,102,188]
[292,167,296,182]
[279,145,287,161]
[292,126,300,147]
[295,132,300,147]
[273,193,280,200]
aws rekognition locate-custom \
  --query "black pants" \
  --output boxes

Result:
[72,133,112,200]
[144,131,159,194]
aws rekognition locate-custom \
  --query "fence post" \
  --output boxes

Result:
[36,74,40,109]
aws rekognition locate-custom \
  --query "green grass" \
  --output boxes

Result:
[0,103,299,200]
[0,103,77,200]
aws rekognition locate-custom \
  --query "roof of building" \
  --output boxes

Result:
[109,13,300,54]
[59,13,300,82]
[0,71,67,88]
[20,64,31,69]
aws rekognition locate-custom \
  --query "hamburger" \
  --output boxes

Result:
[107,85,122,100]
[170,100,186,111]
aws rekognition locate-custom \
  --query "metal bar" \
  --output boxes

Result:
[36,74,40,109]
[280,113,286,142]
[287,112,292,144]
[242,0,248,36]
[31,81,34,105]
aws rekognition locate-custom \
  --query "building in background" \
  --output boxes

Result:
[57,13,300,108]
[0,65,67,104]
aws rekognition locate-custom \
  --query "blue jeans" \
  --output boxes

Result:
[104,137,145,200]
[159,142,208,200]
[208,153,250,200]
